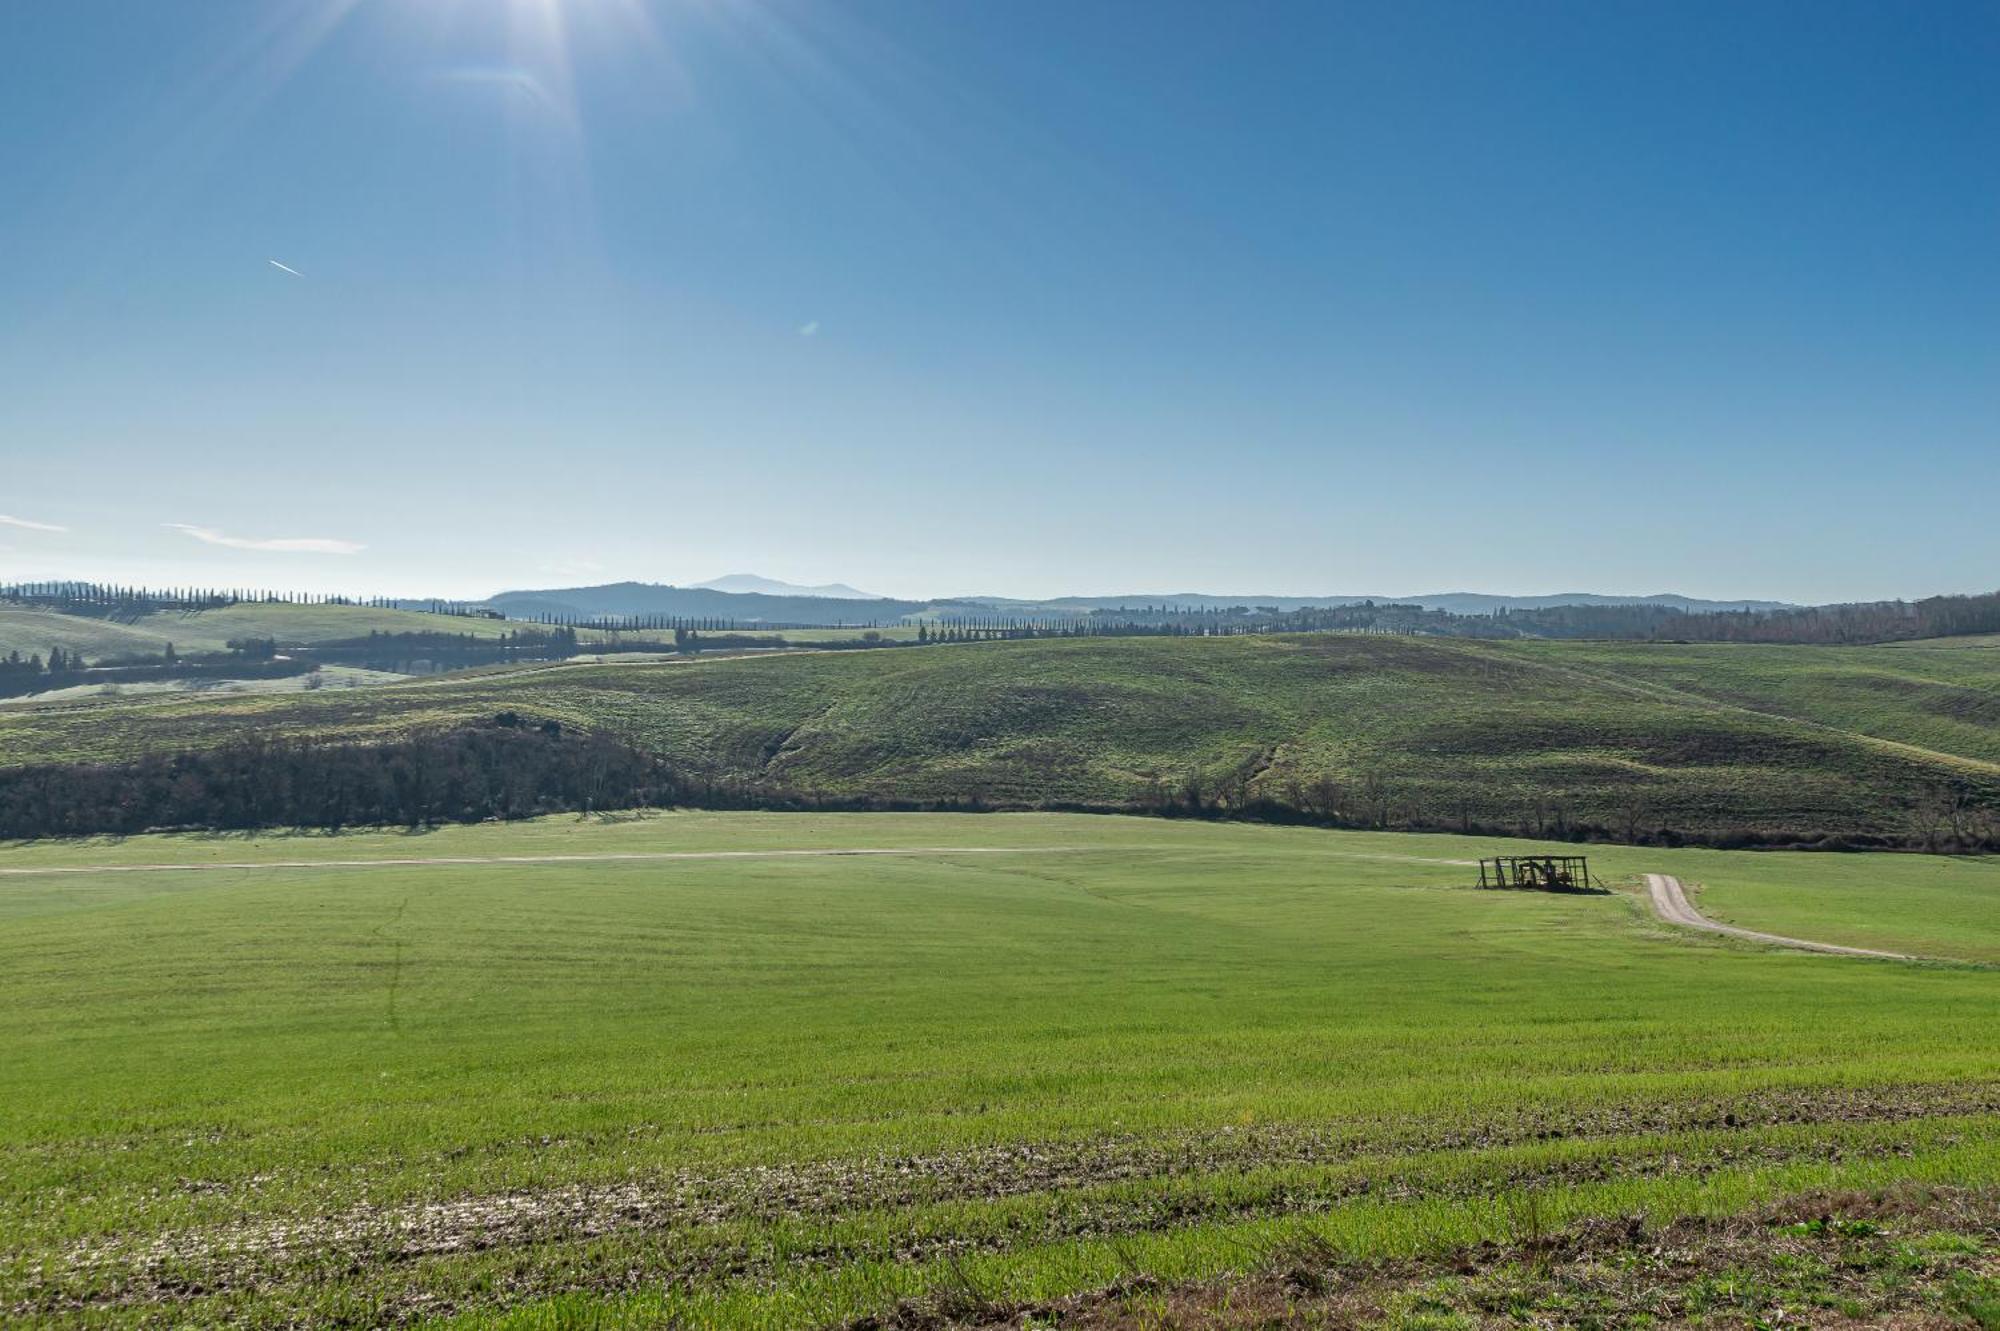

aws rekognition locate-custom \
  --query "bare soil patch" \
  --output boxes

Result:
[897,1185,2000,1330]
[18,1083,1996,1318]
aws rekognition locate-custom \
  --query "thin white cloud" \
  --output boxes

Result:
[0,514,68,533]
[164,523,364,555]
[797,320,819,337]
[432,67,568,120]
[268,259,304,277]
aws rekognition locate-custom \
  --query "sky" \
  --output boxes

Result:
[1,0,1995,603]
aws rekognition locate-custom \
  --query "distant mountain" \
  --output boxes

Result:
[483,582,934,625]
[691,574,879,600]
[474,582,1794,627]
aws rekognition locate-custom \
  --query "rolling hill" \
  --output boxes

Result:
[0,602,516,661]
[4,634,1997,846]
[482,581,933,624]
[431,582,1799,627]
[690,573,879,599]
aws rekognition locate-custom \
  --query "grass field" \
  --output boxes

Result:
[0,604,912,666]
[0,664,410,708]
[1889,634,2000,650]
[587,627,924,644]
[0,604,517,661]
[4,635,1999,846]
[2,812,1996,1328]
[1505,639,2000,768]
[1641,848,2000,963]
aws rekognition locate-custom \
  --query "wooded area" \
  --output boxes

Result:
[0,723,674,836]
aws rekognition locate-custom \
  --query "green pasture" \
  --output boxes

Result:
[0,603,922,666]
[586,626,923,644]
[1889,634,2000,649]
[0,664,409,708]
[1508,638,2000,767]
[0,603,516,662]
[1626,844,2000,963]
[1,812,1994,1327]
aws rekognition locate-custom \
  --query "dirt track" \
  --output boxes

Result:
[0,846,1099,877]
[1643,872,1916,960]
[0,843,1477,879]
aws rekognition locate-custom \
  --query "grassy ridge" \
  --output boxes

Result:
[3,635,1998,844]
[1506,639,2000,767]
[0,602,895,664]
[0,813,1994,1327]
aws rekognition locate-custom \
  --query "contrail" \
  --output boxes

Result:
[268,259,303,277]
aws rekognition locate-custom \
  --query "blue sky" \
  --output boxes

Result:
[2,0,1994,601]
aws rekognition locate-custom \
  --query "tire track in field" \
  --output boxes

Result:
[0,844,1477,878]
[370,895,411,1035]
[0,846,1101,877]
[1643,872,1920,960]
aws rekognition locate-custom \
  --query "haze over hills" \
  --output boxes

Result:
[474,580,1794,624]
[966,591,1795,615]
[691,574,879,600]
[1396,592,1794,614]
[480,582,938,624]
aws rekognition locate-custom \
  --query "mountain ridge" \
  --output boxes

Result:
[481,582,1795,622]
[691,574,878,600]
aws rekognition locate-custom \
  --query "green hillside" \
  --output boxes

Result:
[1505,639,2000,766]
[0,602,517,661]
[4,635,1998,845]
[0,607,187,661]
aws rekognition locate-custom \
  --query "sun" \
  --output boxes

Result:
[426,0,668,108]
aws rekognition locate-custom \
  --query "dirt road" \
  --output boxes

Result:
[1643,872,1915,960]
[0,846,1102,878]
[0,843,1477,879]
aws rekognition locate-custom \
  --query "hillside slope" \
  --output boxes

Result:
[3,635,1997,844]
[0,603,516,660]
[1507,640,2000,766]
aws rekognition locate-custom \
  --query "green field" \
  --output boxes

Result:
[0,604,913,666]
[2,813,1995,1327]
[1504,639,2000,768]
[5,635,1999,846]
[1639,848,2000,962]
[0,664,410,708]
[587,627,923,645]
[1890,634,2000,650]
[0,604,517,661]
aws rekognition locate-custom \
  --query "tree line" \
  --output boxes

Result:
[0,644,322,699]
[0,721,677,837]
[1632,592,2000,644]
[0,582,499,616]
[1087,592,2000,644]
